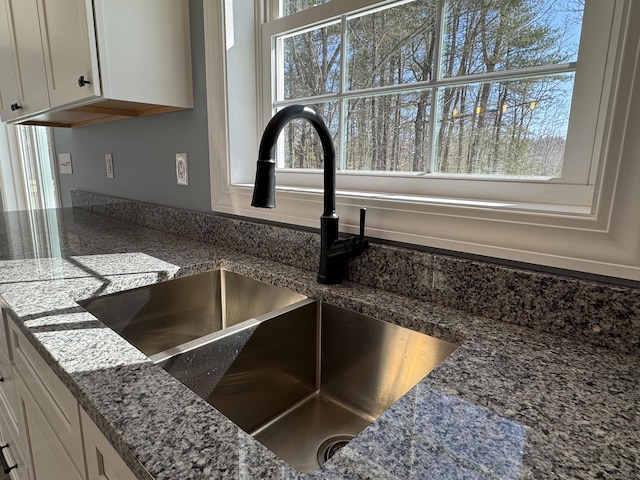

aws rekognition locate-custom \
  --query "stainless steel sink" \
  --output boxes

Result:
[157,300,459,473]
[79,270,306,356]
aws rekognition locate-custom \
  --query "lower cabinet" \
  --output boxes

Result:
[0,305,29,480]
[15,375,84,480]
[0,307,140,480]
[0,401,29,480]
[81,409,138,480]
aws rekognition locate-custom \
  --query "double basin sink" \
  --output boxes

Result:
[80,270,458,473]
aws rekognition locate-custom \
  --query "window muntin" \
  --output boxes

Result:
[269,0,585,182]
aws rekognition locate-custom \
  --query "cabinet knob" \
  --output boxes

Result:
[10,103,22,111]
[77,75,91,87]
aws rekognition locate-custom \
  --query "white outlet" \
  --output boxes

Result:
[176,153,188,186]
[58,153,73,175]
[105,153,114,179]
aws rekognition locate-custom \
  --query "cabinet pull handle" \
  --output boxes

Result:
[77,75,91,87]
[0,444,17,474]
[10,103,22,111]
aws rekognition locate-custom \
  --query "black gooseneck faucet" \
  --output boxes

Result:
[251,105,368,284]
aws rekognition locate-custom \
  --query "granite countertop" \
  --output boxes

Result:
[0,208,637,479]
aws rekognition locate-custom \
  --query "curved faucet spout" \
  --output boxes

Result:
[251,105,368,284]
[252,105,335,215]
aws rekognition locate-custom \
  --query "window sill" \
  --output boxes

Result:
[234,183,594,215]
[212,182,640,281]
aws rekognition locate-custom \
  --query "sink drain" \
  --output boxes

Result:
[317,434,355,466]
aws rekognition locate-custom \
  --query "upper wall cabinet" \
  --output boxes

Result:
[0,0,50,122]
[0,0,193,127]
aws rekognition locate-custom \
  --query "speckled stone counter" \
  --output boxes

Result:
[0,207,638,479]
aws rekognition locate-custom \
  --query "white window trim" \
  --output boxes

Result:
[206,0,640,281]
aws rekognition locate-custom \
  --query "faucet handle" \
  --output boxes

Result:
[358,208,369,252]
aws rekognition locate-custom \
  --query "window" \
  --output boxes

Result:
[259,0,615,206]
[206,0,640,281]
[0,123,61,258]
[0,124,59,211]
[272,0,581,180]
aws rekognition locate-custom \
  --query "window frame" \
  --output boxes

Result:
[261,0,615,206]
[205,0,640,281]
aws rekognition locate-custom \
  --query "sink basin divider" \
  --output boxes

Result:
[220,270,228,328]
[150,298,316,365]
[315,302,323,392]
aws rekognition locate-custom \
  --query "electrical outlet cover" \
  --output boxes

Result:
[58,153,73,175]
[105,153,114,179]
[176,153,189,186]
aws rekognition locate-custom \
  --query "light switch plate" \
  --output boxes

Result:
[105,153,114,179]
[58,153,73,175]
[176,153,188,186]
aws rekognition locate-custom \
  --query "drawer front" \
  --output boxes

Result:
[81,409,139,480]
[8,317,84,475]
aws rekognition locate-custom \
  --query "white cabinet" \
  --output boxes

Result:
[81,409,138,480]
[0,310,18,425]
[0,0,19,119]
[9,313,86,476]
[0,308,141,480]
[0,407,29,480]
[15,376,84,480]
[0,0,50,122]
[0,306,29,480]
[0,0,192,127]
[38,0,100,108]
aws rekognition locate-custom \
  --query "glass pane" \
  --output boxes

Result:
[281,22,341,100]
[281,102,340,169]
[442,0,584,77]
[435,74,575,176]
[17,126,58,209]
[347,0,439,91]
[283,0,330,16]
[346,91,432,172]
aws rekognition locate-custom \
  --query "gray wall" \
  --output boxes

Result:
[53,0,211,212]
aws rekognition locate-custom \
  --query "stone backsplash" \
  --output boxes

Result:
[71,190,640,354]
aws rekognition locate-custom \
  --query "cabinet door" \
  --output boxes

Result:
[0,398,29,480]
[38,0,99,107]
[3,0,50,118]
[81,409,138,480]
[8,317,85,475]
[0,0,20,121]
[0,309,18,424]
[15,374,84,480]
[0,348,18,431]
